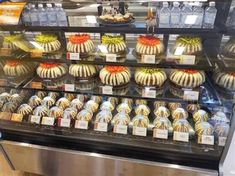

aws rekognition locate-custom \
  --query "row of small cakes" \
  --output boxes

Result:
[2,33,203,57]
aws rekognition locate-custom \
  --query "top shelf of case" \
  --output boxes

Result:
[0,24,219,35]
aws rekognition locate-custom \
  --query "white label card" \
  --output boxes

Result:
[173,132,189,142]
[142,87,156,98]
[218,137,227,146]
[106,54,117,62]
[183,90,199,101]
[185,15,198,25]
[67,52,80,60]
[75,120,88,130]
[64,84,75,92]
[102,86,113,95]
[153,129,168,139]
[113,125,128,134]
[30,115,41,124]
[201,135,214,145]
[180,55,196,65]
[142,55,156,64]
[60,118,71,128]
[41,117,55,126]
[132,126,147,136]
[94,122,108,132]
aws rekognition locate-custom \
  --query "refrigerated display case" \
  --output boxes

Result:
[0,0,234,176]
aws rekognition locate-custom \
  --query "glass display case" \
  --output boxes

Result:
[0,0,234,176]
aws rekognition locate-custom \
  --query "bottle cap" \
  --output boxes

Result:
[163,2,168,7]
[38,4,43,8]
[47,4,52,7]
[209,2,215,6]
[173,2,180,6]
[55,3,62,7]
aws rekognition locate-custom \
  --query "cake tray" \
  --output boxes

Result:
[97,18,135,27]
[97,48,129,59]
[132,49,163,64]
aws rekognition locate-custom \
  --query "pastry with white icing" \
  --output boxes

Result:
[37,63,67,79]
[69,64,98,79]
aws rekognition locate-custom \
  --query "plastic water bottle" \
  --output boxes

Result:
[159,2,170,28]
[181,3,193,28]
[30,4,39,26]
[22,4,31,26]
[170,2,181,28]
[38,4,48,26]
[192,3,204,28]
[203,2,217,28]
[55,3,68,26]
[46,4,57,26]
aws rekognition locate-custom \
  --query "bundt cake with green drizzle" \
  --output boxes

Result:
[35,34,61,53]
[222,38,235,57]
[2,34,22,50]
[101,35,127,54]
[172,35,202,55]
[135,68,167,87]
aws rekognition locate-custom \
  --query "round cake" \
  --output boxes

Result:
[37,63,67,79]
[2,34,22,50]
[222,38,235,57]
[3,60,34,77]
[172,36,202,55]
[170,69,205,88]
[35,34,61,53]
[69,64,98,79]
[67,34,94,54]
[173,119,190,133]
[17,104,32,116]
[95,110,112,123]
[136,35,164,55]
[113,112,130,126]
[135,68,167,87]
[100,66,131,86]
[213,71,235,91]
[132,115,149,128]
[101,35,127,54]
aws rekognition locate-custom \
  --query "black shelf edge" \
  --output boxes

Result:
[0,24,219,35]
[0,120,221,170]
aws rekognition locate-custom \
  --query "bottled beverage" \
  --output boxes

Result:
[22,4,31,26]
[192,3,204,28]
[230,7,235,27]
[46,4,57,26]
[181,3,193,28]
[203,2,217,28]
[30,4,39,26]
[38,4,48,26]
[170,2,181,28]
[159,2,170,28]
[55,3,68,26]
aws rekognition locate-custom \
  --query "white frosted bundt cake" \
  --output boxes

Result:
[213,71,235,91]
[69,64,98,79]
[37,63,67,79]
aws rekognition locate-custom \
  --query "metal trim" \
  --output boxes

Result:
[0,142,15,170]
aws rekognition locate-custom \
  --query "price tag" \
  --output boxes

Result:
[41,117,55,126]
[102,86,113,95]
[94,122,108,132]
[142,87,156,98]
[59,118,71,128]
[142,55,155,64]
[183,90,199,101]
[30,115,41,124]
[185,15,198,25]
[31,82,43,89]
[132,126,147,136]
[75,120,88,130]
[11,113,23,122]
[106,54,117,62]
[113,125,128,134]
[200,135,214,145]
[153,129,168,139]
[173,132,189,142]
[180,55,195,65]
[0,112,12,120]
[218,137,227,146]
[64,84,75,92]
[30,51,43,58]
[67,52,80,60]
[0,48,11,56]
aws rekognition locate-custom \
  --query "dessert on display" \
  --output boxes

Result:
[2,102,18,113]
[168,102,182,112]
[170,69,205,88]
[222,38,235,57]
[0,92,11,102]
[172,108,188,122]
[49,106,63,119]
[37,63,67,79]
[91,96,102,104]
[2,35,20,50]
[154,106,170,118]
[195,122,213,142]
[56,97,71,110]
[9,94,23,104]
[187,104,200,113]
[100,101,115,112]
[136,99,147,106]
[122,98,133,106]
[84,100,99,113]
[70,99,84,111]
[134,68,167,87]
[17,104,33,116]
[172,35,202,55]
[173,119,190,133]
[100,66,131,86]
[132,114,149,128]
[48,92,60,100]
[63,108,77,119]
[42,96,55,108]
[95,110,112,123]
[116,103,132,114]
[76,109,93,121]
[107,97,119,106]
[101,35,127,54]
[135,104,150,116]
[154,101,166,109]
[211,111,230,124]
[213,71,235,91]
[69,64,98,79]
[193,109,209,123]
[28,95,42,108]
[153,117,171,130]
[136,35,164,55]
[64,93,76,101]
[36,91,47,99]
[214,123,230,137]
[113,112,130,126]
[3,60,34,77]
[33,105,49,117]
[35,34,61,53]
[67,34,94,54]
